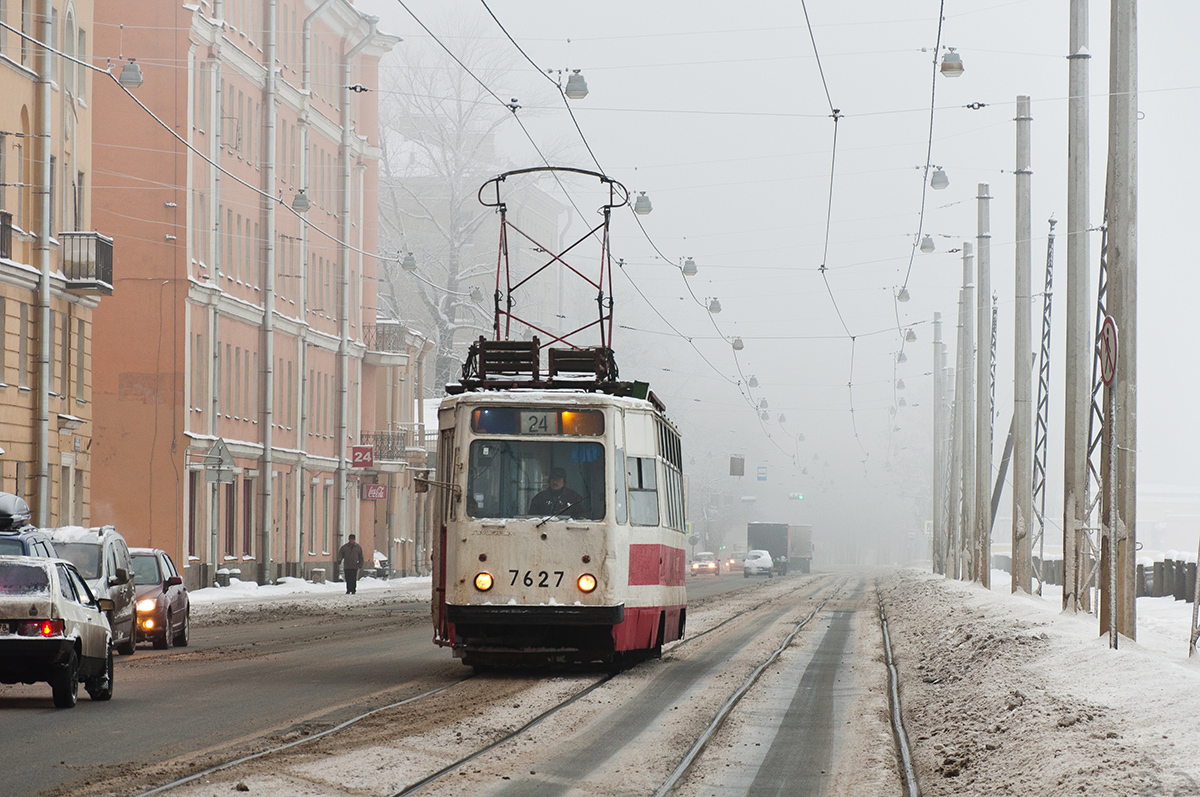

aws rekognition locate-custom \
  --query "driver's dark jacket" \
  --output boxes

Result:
[528,487,584,517]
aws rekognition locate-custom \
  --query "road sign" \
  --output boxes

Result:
[757,466,767,481]
[351,444,374,468]
[204,438,235,483]
[1099,316,1118,386]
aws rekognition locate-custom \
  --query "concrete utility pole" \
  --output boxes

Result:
[975,186,993,586]
[1062,0,1091,614]
[933,312,947,575]
[1013,97,1034,593]
[1103,0,1137,639]
[961,242,977,581]
[948,291,965,579]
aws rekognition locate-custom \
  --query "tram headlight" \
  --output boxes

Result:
[577,573,597,593]
[474,572,494,591]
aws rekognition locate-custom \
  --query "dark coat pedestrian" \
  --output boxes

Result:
[337,535,365,595]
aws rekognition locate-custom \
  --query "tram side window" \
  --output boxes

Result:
[467,440,605,520]
[627,456,659,527]
[614,449,627,524]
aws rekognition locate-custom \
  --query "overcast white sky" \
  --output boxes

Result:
[356,0,1200,557]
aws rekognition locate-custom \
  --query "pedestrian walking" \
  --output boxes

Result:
[337,534,365,595]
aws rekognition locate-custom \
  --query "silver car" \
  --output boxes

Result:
[0,556,115,708]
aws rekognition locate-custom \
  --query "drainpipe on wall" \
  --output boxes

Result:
[298,0,335,576]
[334,18,377,558]
[35,0,52,523]
[258,0,277,585]
[209,0,226,589]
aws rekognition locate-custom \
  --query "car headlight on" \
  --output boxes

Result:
[137,598,158,613]
[474,572,494,591]
[577,574,597,593]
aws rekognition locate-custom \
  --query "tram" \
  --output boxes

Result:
[429,339,687,667]
[428,167,687,667]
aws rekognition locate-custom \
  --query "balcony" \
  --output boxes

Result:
[0,211,11,260]
[364,323,406,353]
[362,322,408,367]
[361,423,426,467]
[60,231,114,295]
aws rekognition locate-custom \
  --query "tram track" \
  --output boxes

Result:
[95,573,851,797]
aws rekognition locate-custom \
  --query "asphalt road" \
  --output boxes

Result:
[2,571,827,797]
[0,596,452,797]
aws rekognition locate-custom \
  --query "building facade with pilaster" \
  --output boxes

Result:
[91,0,428,588]
[0,0,111,527]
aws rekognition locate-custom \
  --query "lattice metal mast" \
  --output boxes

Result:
[1079,224,1110,612]
[1031,219,1057,595]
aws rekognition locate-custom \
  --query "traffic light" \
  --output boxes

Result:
[789,492,804,500]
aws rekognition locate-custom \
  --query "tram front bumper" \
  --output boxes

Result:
[445,603,624,625]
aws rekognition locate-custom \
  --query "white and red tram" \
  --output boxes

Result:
[430,345,687,667]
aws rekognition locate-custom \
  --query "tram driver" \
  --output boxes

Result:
[529,467,585,518]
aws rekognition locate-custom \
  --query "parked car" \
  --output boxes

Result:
[0,493,58,559]
[47,526,137,655]
[0,556,115,707]
[130,548,190,649]
[691,551,720,576]
[743,549,774,579]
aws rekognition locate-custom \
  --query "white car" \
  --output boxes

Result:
[743,550,774,579]
[0,556,115,708]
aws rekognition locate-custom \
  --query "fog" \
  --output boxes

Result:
[357,0,1200,563]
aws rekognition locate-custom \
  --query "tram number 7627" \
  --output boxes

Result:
[510,570,565,588]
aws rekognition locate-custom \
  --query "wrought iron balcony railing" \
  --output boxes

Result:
[361,424,426,462]
[363,323,405,353]
[60,231,114,295]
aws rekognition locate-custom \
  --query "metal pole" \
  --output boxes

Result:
[1106,0,1137,639]
[1013,97,1034,593]
[933,312,947,575]
[1063,0,1091,613]
[961,242,977,581]
[975,187,993,587]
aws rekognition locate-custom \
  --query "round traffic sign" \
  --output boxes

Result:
[1099,316,1118,386]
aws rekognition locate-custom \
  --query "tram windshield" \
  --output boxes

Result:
[467,440,605,520]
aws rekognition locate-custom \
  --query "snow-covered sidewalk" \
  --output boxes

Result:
[884,567,1200,796]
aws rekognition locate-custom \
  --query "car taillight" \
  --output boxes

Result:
[17,619,64,637]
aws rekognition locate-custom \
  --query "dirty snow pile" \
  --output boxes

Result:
[882,568,1200,796]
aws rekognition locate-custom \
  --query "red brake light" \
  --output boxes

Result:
[17,619,64,637]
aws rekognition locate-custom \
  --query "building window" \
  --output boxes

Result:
[59,465,70,524]
[242,477,254,556]
[59,310,69,396]
[74,170,84,231]
[77,29,85,100]
[307,481,316,555]
[73,468,83,524]
[188,471,200,558]
[0,297,7,385]
[63,12,74,96]
[224,481,236,557]
[75,318,84,396]
[18,301,28,388]
[20,0,30,66]
[233,347,241,419]
[321,483,330,553]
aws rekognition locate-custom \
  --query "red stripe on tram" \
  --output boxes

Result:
[628,543,686,587]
